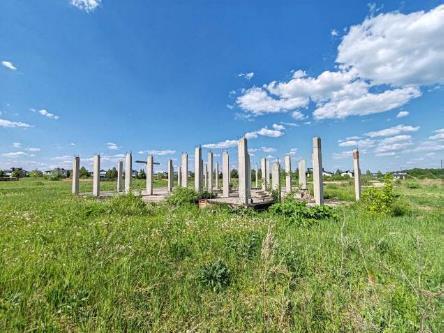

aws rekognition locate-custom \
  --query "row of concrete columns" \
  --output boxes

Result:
[71,136,362,204]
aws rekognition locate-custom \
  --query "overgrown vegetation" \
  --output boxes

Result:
[270,196,338,226]
[0,178,442,331]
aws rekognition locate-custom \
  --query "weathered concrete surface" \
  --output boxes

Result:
[222,151,229,197]
[181,153,188,187]
[312,137,324,205]
[298,159,307,190]
[208,151,213,193]
[272,161,281,200]
[238,137,251,205]
[194,146,203,193]
[353,149,361,201]
[167,159,173,193]
[93,154,100,197]
[284,155,291,193]
[72,156,80,195]
[261,158,267,191]
[125,153,132,193]
[117,160,124,192]
[146,154,154,195]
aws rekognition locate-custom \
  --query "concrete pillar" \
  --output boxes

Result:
[93,154,100,197]
[312,137,324,205]
[146,154,153,195]
[207,151,213,193]
[125,152,132,193]
[255,164,259,189]
[298,159,307,190]
[72,156,80,195]
[167,159,173,193]
[285,155,291,193]
[181,153,188,188]
[215,162,219,190]
[204,163,208,189]
[222,152,229,197]
[272,161,281,200]
[177,165,181,186]
[261,158,267,191]
[238,137,250,205]
[266,160,270,190]
[194,146,203,192]
[353,149,361,201]
[117,160,124,192]
[247,154,251,195]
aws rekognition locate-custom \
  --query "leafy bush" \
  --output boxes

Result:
[167,187,199,206]
[198,259,231,292]
[270,197,337,226]
[361,174,410,216]
[361,174,396,215]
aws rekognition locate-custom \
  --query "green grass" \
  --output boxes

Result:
[0,178,443,331]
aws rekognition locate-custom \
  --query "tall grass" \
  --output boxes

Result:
[0,178,442,331]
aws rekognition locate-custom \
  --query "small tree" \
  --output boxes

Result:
[230,169,238,179]
[0,170,5,177]
[106,167,118,179]
[11,170,22,178]
[29,170,43,177]
[137,169,146,179]
[79,166,90,178]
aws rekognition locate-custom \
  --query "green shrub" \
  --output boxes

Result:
[405,181,420,189]
[361,174,395,215]
[269,197,337,226]
[199,191,216,199]
[198,259,231,292]
[167,187,198,206]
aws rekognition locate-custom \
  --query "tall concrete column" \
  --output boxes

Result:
[285,155,291,194]
[207,151,213,193]
[222,152,230,197]
[255,164,259,189]
[72,156,80,195]
[181,153,188,188]
[266,159,270,190]
[93,154,100,197]
[261,158,267,191]
[146,154,153,195]
[353,149,361,201]
[194,146,203,192]
[167,159,174,193]
[298,159,307,190]
[238,137,250,205]
[117,160,124,192]
[125,152,132,193]
[177,165,181,186]
[247,154,251,195]
[312,137,324,205]
[272,161,281,200]
[215,162,219,190]
[204,163,207,189]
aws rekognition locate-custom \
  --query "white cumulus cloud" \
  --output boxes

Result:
[396,111,409,118]
[70,0,101,12]
[365,124,420,138]
[0,118,31,128]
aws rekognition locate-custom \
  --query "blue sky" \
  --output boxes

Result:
[1,0,443,172]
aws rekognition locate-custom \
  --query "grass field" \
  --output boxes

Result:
[0,178,443,331]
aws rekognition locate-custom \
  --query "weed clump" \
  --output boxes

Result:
[106,194,150,216]
[198,259,231,292]
[269,197,338,226]
[167,188,199,206]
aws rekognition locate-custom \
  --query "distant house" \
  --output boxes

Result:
[306,168,333,177]
[393,171,407,180]
[45,168,68,178]
[341,170,354,177]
